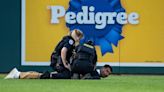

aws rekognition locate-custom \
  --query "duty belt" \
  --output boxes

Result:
[75,54,93,61]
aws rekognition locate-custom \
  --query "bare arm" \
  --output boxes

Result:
[61,47,68,65]
[61,47,71,71]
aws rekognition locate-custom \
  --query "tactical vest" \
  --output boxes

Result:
[75,43,95,62]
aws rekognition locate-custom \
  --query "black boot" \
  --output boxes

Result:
[40,71,50,79]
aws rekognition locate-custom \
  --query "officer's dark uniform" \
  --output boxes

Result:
[50,36,75,71]
[71,41,97,75]
[44,36,75,79]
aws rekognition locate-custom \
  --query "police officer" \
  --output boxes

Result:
[71,40,97,78]
[42,29,83,79]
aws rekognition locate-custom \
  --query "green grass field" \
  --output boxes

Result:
[0,74,164,92]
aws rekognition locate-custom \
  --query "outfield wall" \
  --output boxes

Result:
[0,0,164,74]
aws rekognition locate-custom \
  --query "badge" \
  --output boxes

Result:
[69,39,74,45]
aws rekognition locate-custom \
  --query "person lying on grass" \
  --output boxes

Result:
[4,64,112,80]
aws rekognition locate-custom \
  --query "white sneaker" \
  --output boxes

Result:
[4,68,20,79]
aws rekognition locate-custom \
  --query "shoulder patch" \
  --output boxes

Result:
[69,39,74,45]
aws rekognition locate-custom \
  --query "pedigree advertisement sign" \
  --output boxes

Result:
[21,0,164,67]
